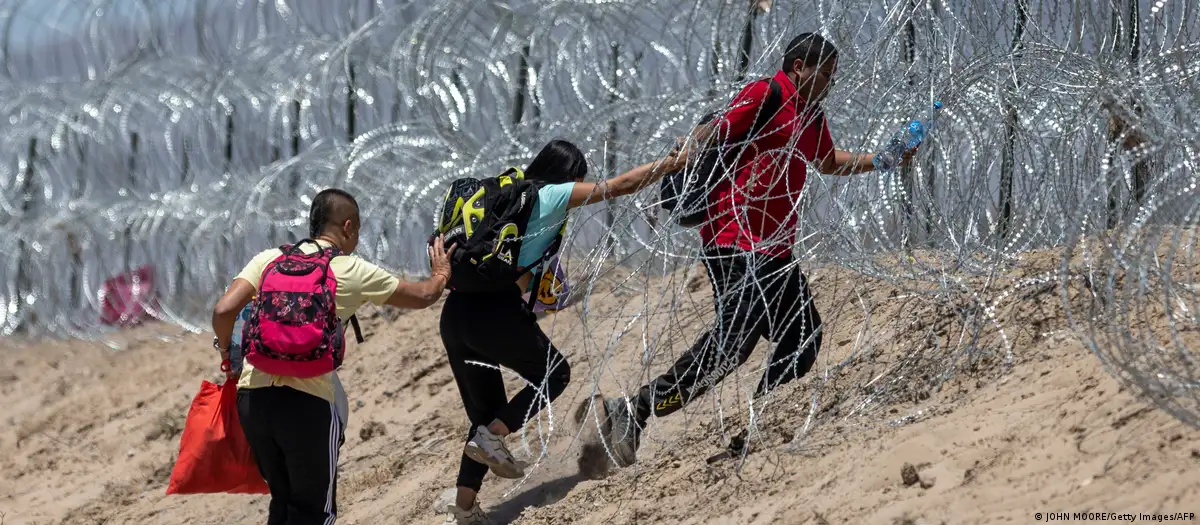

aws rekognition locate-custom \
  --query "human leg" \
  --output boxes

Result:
[593,249,775,467]
[632,249,771,421]
[756,266,823,396]
[440,294,516,514]
[472,306,571,434]
[456,295,569,477]
[237,388,291,525]
[271,387,340,525]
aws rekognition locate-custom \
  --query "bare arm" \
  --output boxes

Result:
[212,279,256,353]
[818,147,916,176]
[385,276,448,309]
[385,235,455,309]
[818,150,877,176]
[563,87,762,208]
[567,146,691,209]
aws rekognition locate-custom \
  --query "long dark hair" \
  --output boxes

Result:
[524,139,588,184]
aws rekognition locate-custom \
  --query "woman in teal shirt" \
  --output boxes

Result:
[438,139,690,524]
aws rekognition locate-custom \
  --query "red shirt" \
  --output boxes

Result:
[700,70,835,258]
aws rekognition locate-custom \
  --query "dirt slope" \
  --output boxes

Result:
[1,251,1197,525]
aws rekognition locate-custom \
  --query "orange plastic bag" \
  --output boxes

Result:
[166,378,269,495]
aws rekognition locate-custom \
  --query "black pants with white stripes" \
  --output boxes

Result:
[238,386,341,525]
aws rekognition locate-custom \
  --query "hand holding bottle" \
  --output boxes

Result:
[873,101,941,172]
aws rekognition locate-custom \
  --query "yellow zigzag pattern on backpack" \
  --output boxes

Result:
[456,167,527,266]
[461,167,524,240]
[437,184,458,233]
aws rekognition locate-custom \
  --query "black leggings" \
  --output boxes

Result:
[238,386,341,525]
[440,289,571,491]
[634,247,823,421]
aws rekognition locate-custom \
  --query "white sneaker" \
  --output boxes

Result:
[463,425,527,479]
[442,502,494,525]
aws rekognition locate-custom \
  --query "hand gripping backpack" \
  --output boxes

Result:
[659,78,784,227]
[241,240,346,378]
[429,167,566,297]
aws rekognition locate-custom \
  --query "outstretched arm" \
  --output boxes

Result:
[385,235,455,309]
[566,146,691,209]
[817,150,878,176]
[818,147,916,176]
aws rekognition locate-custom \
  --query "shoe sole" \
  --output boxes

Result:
[464,441,525,479]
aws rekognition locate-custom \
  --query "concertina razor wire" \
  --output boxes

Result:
[0,0,1196,442]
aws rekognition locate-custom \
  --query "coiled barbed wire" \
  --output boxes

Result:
[0,0,1196,449]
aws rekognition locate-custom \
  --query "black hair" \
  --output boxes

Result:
[782,32,839,73]
[524,139,588,184]
[308,188,360,238]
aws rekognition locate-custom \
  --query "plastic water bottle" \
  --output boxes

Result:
[873,101,943,172]
[229,301,253,375]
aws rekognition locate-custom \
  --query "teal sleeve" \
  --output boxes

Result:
[518,182,574,269]
[537,183,573,217]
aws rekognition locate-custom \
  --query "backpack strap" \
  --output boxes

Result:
[281,238,319,255]
[520,220,567,275]
[312,243,355,340]
[745,78,784,142]
[704,78,782,158]
[348,314,365,344]
[319,244,343,259]
[498,166,526,186]
[281,239,343,255]
[525,279,540,312]
[275,239,356,340]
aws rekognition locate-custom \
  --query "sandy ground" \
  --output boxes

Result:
[2,249,1198,525]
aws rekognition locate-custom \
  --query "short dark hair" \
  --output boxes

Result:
[782,32,838,73]
[524,139,588,184]
[308,188,360,238]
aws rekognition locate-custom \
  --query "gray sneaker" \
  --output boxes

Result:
[600,397,642,467]
[442,502,494,525]
[434,488,495,525]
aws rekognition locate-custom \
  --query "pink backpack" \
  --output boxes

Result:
[242,240,345,378]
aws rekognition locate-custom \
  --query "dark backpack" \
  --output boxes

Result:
[659,78,784,228]
[242,240,346,379]
[429,167,565,295]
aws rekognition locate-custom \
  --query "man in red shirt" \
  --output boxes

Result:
[587,32,913,468]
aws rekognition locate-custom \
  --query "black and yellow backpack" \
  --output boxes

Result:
[429,167,566,294]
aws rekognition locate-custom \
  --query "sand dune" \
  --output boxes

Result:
[2,251,1198,525]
